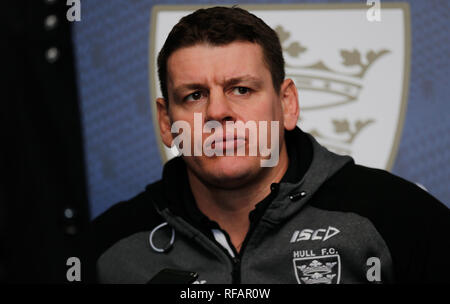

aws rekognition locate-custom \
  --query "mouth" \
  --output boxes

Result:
[210,136,246,151]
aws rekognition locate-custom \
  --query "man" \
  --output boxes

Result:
[90,6,449,284]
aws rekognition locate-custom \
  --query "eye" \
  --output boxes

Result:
[185,91,204,102]
[232,87,250,95]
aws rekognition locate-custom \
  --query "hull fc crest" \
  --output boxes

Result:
[293,254,341,284]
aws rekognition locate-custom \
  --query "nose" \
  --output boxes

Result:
[205,89,235,123]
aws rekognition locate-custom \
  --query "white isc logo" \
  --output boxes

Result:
[290,226,340,243]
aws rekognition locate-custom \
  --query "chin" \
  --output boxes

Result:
[198,156,262,188]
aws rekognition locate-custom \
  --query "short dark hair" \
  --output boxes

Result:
[157,6,285,102]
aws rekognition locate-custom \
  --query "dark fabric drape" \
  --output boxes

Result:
[2,1,92,283]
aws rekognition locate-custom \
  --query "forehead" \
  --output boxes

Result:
[166,41,270,87]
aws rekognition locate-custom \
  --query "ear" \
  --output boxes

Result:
[156,98,174,148]
[279,79,299,131]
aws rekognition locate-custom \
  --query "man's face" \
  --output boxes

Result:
[159,41,290,188]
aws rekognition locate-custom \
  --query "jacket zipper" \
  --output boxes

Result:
[217,228,241,284]
[230,183,280,284]
[232,256,241,284]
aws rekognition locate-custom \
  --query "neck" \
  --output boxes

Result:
[187,142,289,252]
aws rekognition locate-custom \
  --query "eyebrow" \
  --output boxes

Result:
[173,83,208,97]
[172,75,263,98]
[222,75,263,88]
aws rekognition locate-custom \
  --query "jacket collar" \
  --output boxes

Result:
[152,127,353,224]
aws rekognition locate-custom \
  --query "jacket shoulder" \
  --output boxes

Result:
[88,180,165,263]
[311,163,450,282]
[314,162,446,214]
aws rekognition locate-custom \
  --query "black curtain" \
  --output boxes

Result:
[2,0,92,283]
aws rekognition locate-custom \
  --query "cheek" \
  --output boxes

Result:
[244,97,282,122]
